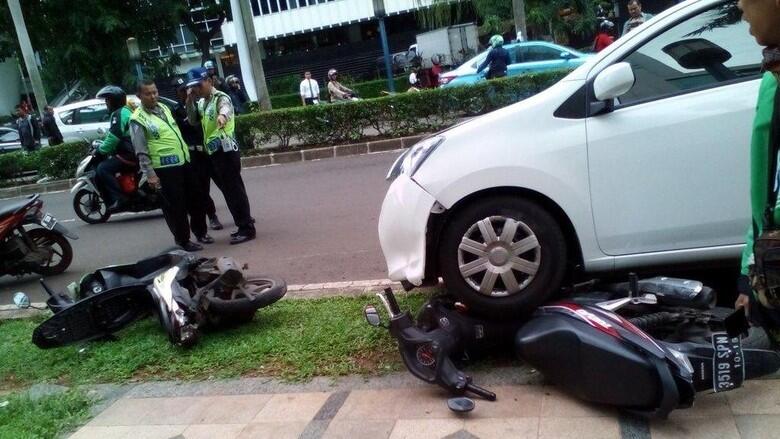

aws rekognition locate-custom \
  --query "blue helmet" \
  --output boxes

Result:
[203,60,215,69]
[186,67,209,87]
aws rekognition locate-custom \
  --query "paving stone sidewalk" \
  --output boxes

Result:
[68,374,780,439]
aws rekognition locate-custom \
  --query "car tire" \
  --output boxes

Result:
[438,196,567,320]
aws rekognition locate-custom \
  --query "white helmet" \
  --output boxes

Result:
[328,68,338,79]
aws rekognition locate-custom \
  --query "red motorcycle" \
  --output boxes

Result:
[0,194,77,276]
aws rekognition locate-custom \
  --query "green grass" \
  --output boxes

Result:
[0,294,429,389]
[0,389,93,439]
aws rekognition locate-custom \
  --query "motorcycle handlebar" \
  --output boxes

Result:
[466,383,496,401]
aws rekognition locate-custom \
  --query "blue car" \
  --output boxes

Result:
[439,41,592,88]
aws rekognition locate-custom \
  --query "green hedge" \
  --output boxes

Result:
[0,140,88,181]
[265,76,409,110]
[236,70,570,149]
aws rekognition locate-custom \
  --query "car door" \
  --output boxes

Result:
[586,1,762,256]
[73,104,110,139]
[509,44,570,76]
[0,128,20,153]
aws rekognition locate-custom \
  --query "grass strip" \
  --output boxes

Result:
[0,293,428,389]
[0,389,93,439]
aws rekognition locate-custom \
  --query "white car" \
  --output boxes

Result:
[378,0,759,317]
[54,96,145,142]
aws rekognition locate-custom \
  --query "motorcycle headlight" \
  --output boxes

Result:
[386,136,445,181]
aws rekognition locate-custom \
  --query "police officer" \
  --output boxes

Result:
[172,77,224,232]
[95,86,136,212]
[129,79,207,252]
[185,67,256,245]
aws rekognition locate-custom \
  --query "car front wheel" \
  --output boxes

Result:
[438,196,567,319]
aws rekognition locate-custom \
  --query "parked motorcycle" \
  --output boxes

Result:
[365,276,780,418]
[26,250,286,349]
[70,139,161,224]
[0,194,77,277]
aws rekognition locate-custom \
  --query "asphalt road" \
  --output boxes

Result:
[0,151,401,303]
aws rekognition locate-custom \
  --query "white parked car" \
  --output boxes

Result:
[54,96,144,142]
[378,0,759,317]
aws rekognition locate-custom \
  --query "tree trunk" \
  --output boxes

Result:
[512,0,527,40]
[197,35,211,65]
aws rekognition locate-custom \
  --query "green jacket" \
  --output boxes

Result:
[99,105,133,157]
[741,72,780,276]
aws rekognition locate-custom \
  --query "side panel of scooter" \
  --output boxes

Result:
[516,315,662,409]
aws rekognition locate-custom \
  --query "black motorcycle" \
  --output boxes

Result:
[365,276,780,418]
[27,250,286,348]
[70,140,161,224]
[0,194,78,277]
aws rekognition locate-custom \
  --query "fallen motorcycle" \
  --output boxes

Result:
[27,250,286,349]
[364,276,780,418]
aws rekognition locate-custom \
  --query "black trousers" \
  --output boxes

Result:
[156,163,207,245]
[190,149,217,218]
[96,157,135,205]
[208,149,254,233]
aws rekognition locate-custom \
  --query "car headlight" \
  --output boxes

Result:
[386,136,445,181]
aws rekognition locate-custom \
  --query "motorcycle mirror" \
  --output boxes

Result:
[13,292,31,309]
[96,127,106,136]
[364,305,383,327]
[447,397,475,413]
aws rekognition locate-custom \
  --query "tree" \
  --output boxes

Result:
[172,0,229,66]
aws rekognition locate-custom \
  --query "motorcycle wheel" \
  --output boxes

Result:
[27,228,74,276]
[73,189,111,224]
[205,276,287,325]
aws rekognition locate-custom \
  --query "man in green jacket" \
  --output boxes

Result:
[95,86,136,212]
[736,0,780,344]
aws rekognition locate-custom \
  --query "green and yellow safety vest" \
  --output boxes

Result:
[130,103,190,169]
[198,90,235,155]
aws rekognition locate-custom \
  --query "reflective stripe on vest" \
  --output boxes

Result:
[131,103,190,169]
[198,90,236,155]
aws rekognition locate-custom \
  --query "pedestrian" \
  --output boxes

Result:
[204,60,227,92]
[593,20,616,52]
[15,106,40,152]
[42,105,63,146]
[621,1,653,36]
[225,75,250,114]
[172,76,224,233]
[735,0,780,347]
[299,71,320,106]
[186,67,256,245]
[477,35,510,80]
[129,79,207,252]
[408,67,421,91]
[327,69,357,102]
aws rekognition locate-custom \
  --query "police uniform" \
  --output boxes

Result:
[130,102,207,247]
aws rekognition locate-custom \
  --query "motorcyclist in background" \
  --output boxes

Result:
[95,86,137,212]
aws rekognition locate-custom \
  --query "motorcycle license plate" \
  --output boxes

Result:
[712,333,745,392]
[41,213,57,230]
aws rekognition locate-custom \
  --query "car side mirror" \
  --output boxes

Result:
[593,62,635,101]
[363,305,383,327]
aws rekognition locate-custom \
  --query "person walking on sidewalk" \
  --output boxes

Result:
[42,105,63,146]
[186,67,256,245]
[172,77,224,232]
[15,106,40,152]
[299,71,320,106]
[129,79,207,252]
[735,0,780,347]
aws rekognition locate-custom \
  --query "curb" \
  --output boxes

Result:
[0,134,427,200]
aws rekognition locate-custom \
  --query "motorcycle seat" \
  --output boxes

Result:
[0,196,35,219]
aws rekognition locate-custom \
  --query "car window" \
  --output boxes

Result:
[0,130,19,142]
[516,45,563,63]
[59,109,76,125]
[619,1,761,106]
[77,104,109,124]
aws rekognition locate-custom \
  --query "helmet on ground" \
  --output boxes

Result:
[96,85,127,113]
[489,35,504,48]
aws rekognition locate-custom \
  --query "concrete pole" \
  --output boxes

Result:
[373,0,394,93]
[232,0,271,110]
[512,0,527,41]
[7,0,47,116]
